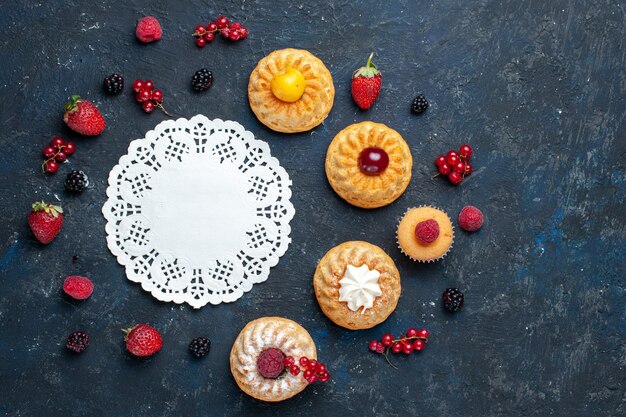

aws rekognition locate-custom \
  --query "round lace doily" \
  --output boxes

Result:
[102,116,295,308]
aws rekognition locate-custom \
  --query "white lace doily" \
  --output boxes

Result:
[102,116,295,308]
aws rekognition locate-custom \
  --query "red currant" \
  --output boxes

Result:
[220,27,230,38]
[43,146,56,158]
[303,369,314,379]
[204,32,215,42]
[194,25,206,35]
[196,37,206,47]
[136,89,151,102]
[406,328,418,338]
[229,30,241,41]
[51,137,65,149]
[413,339,425,351]
[151,89,163,102]
[447,154,459,166]
[464,163,473,175]
[45,160,59,173]
[207,22,218,32]
[448,171,463,185]
[401,342,414,355]
[446,150,458,159]
[284,356,295,366]
[453,161,466,173]
[375,342,385,354]
[391,342,402,354]
[358,147,389,176]
[308,359,318,370]
[438,163,452,175]
[55,152,67,163]
[319,372,330,382]
[132,79,143,93]
[381,333,394,347]
[143,80,154,91]
[239,27,248,39]
[216,16,229,29]
[435,155,446,167]
[230,22,242,30]
[316,363,327,374]
[306,374,318,383]
[289,365,300,376]
[64,142,76,155]
[299,357,309,367]
[142,101,155,113]
[418,329,429,339]
[459,144,472,159]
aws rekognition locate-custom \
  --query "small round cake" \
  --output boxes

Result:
[397,206,454,262]
[314,241,401,330]
[325,122,412,209]
[230,317,316,402]
[248,48,335,133]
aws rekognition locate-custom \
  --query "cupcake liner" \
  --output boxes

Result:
[396,205,455,263]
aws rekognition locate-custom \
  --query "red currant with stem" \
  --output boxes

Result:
[143,80,154,91]
[45,160,59,173]
[391,342,402,354]
[196,37,206,47]
[406,328,418,338]
[438,163,452,175]
[207,22,218,32]
[453,161,466,173]
[413,339,425,351]
[151,90,163,102]
[55,152,67,163]
[43,146,56,158]
[459,144,472,159]
[358,147,389,176]
[142,101,155,113]
[51,137,64,149]
[449,171,463,185]
[203,32,214,42]
[194,25,206,35]
[418,329,429,339]
[435,155,446,167]
[64,142,76,155]
[216,16,229,28]
[464,163,473,175]
[132,79,143,93]
[381,334,394,347]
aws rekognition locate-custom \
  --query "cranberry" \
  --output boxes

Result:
[43,146,56,158]
[45,160,59,173]
[194,25,206,35]
[418,329,429,339]
[413,339,425,351]
[203,32,215,42]
[132,79,143,93]
[51,137,65,149]
[151,89,163,102]
[216,16,229,29]
[207,22,218,32]
[406,328,418,338]
[142,101,155,113]
[438,163,452,175]
[358,147,389,176]
[143,80,154,91]
[453,161,466,173]
[464,163,473,175]
[55,152,67,163]
[459,144,473,159]
[64,142,76,155]
[435,155,446,167]
[448,171,463,185]
[391,342,402,354]
[196,37,206,47]
[381,333,394,347]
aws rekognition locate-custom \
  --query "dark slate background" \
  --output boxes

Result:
[0,0,624,416]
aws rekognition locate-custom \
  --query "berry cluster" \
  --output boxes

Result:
[42,137,76,174]
[434,144,473,185]
[192,16,248,47]
[369,327,430,368]
[283,356,331,383]
[132,79,172,115]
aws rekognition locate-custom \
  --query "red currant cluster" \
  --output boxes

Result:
[283,355,331,383]
[192,16,248,47]
[369,327,430,368]
[434,144,473,185]
[132,79,172,115]
[42,137,76,174]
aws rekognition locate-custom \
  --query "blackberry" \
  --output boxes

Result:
[189,337,211,357]
[103,73,124,94]
[191,69,213,91]
[66,331,89,353]
[65,170,89,193]
[442,288,464,312]
[411,94,429,114]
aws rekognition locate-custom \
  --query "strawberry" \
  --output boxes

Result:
[28,201,63,244]
[124,323,163,357]
[63,95,105,136]
[351,52,382,110]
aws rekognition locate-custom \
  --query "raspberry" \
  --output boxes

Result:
[136,16,162,43]
[256,348,285,379]
[414,219,440,244]
[66,331,89,353]
[63,275,93,300]
[458,206,483,231]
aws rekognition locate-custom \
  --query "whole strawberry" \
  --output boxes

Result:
[351,52,382,110]
[28,201,63,244]
[124,323,162,357]
[63,95,105,136]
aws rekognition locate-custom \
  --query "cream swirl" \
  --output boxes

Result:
[338,264,382,312]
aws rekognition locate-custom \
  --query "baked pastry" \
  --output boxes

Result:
[325,122,412,208]
[397,206,454,262]
[314,241,401,330]
[248,48,335,133]
[230,316,317,402]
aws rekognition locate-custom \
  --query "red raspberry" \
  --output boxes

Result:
[414,219,440,244]
[136,16,162,43]
[458,205,483,231]
[256,348,285,379]
[63,275,94,300]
